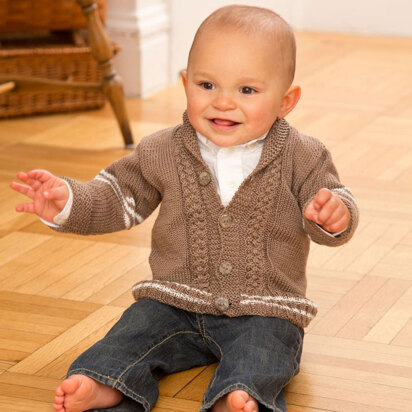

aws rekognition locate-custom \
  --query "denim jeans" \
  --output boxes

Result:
[67,299,304,412]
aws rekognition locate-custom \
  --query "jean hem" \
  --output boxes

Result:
[199,382,278,412]
[67,368,151,412]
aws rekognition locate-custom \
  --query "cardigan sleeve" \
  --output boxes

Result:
[55,143,161,235]
[296,140,359,247]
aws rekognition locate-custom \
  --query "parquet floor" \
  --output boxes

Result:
[0,32,412,411]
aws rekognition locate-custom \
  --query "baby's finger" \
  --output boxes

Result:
[27,169,55,182]
[322,205,344,228]
[16,171,29,182]
[316,196,339,225]
[304,201,320,223]
[16,171,43,191]
[15,202,35,214]
[323,214,349,233]
[313,188,333,210]
[10,181,35,199]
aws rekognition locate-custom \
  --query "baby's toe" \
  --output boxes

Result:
[55,385,64,397]
[53,401,65,412]
[245,399,259,412]
[60,375,82,395]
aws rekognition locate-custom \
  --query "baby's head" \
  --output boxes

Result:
[182,5,301,147]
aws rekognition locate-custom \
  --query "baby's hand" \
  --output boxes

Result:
[304,188,350,234]
[10,170,69,222]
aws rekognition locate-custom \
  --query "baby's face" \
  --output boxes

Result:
[183,29,290,147]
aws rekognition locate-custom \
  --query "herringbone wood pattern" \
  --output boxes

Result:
[0,32,412,411]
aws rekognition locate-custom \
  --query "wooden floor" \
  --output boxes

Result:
[1,31,412,411]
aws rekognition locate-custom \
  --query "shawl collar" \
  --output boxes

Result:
[178,111,290,173]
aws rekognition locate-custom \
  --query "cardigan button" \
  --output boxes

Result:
[215,297,229,312]
[199,171,211,186]
[219,213,233,228]
[219,260,232,275]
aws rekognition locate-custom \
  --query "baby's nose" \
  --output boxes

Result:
[212,93,236,111]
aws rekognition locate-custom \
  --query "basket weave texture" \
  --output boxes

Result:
[0,36,106,118]
[0,0,105,32]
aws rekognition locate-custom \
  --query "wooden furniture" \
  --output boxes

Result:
[0,81,14,94]
[0,0,134,148]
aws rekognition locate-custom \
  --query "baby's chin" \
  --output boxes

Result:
[202,133,261,148]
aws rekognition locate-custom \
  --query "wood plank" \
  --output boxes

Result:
[347,225,410,274]
[287,392,399,412]
[304,334,412,367]
[0,232,51,271]
[37,317,120,379]
[159,366,209,398]
[62,246,147,301]
[0,291,101,320]
[337,278,412,340]
[153,396,202,412]
[392,317,412,347]
[364,285,412,344]
[85,257,151,305]
[174,364,217,401]
[309,276,387,336]
[289,372,412,411]
[0,237,83,290]
[0,395,52,412]
[9,305,124,374]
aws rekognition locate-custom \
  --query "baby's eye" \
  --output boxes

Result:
[240,87,256,94]
[200,82,215,90]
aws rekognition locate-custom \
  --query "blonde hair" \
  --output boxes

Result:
[188,5,297,87]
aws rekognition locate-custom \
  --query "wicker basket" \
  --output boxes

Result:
[0,32,107,118]
[0,0,106,32]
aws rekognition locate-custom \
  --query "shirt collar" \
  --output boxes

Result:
[196,131,269,153]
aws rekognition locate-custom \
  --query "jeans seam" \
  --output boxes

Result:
[196,314,209,347]
[203,334,223,391]
[201,382,276,412]
[271,331,304,411]
[67,367,151,411]
[115,330,202,383]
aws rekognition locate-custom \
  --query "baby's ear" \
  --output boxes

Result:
[279,85,301,118]
[181,70,188,89]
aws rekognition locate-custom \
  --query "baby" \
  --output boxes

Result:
[11,5,358,412]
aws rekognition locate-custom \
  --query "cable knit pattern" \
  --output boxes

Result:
[56,112,359,328]
[244,119,289,294]
[173,119,210,289]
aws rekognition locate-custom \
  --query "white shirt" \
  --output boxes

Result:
[196,131,267,206]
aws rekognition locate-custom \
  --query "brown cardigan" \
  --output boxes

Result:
[58,113,359,328]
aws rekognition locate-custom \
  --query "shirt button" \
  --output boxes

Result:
[219,260,232,275]
[219,213,233,228]
[199,171,211,186]
[215,297,229,312]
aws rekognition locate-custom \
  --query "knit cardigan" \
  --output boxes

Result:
[58,112,359,328]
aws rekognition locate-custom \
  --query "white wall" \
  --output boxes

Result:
[168,0,412,83]
[106,0,412,96]
[106,0,170,97]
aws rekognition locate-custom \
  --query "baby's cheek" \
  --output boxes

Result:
[248,109,277,134]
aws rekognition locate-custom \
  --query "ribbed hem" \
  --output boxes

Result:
[132,279,317,328]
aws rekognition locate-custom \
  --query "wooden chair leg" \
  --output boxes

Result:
[76,0,135,148]
[0,82,15,94]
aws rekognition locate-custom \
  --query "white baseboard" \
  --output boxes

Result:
[106,1,170,98]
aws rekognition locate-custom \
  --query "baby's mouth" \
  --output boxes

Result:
[209,118,241,128]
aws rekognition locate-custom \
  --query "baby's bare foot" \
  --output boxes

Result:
[212,390,258,412]
[53,374,123,412]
